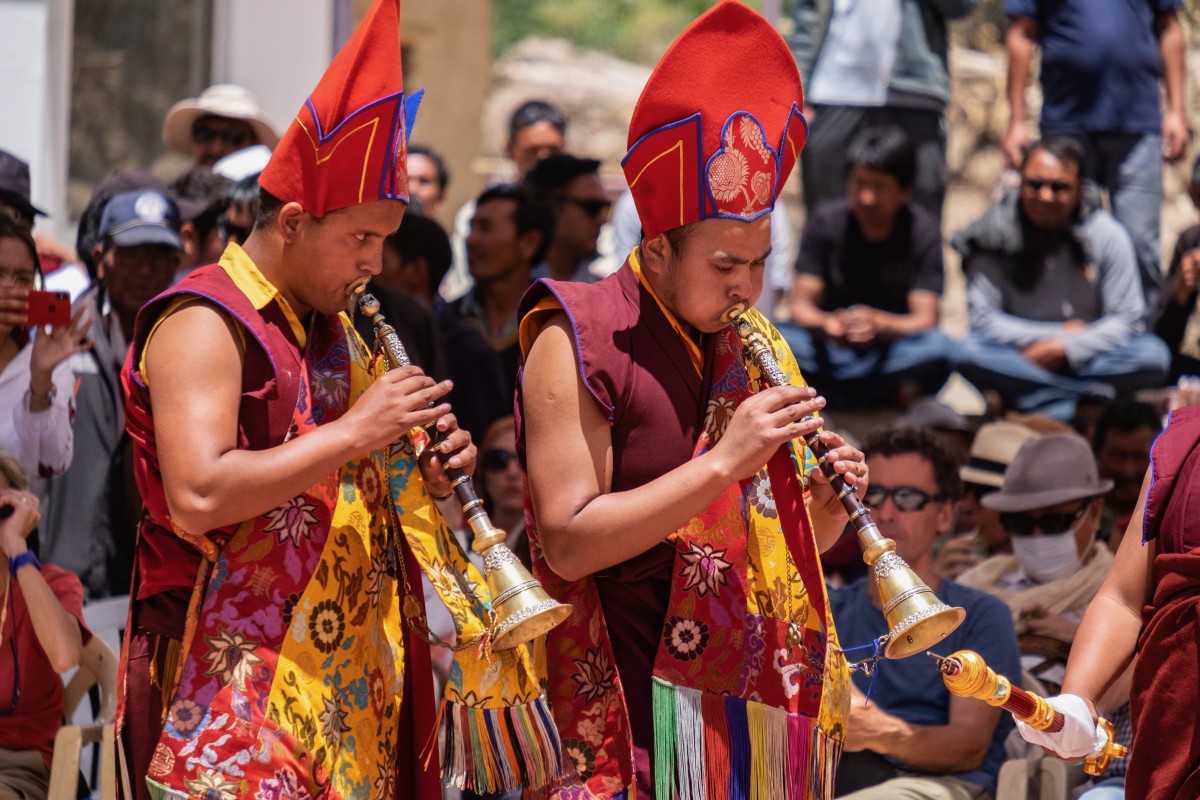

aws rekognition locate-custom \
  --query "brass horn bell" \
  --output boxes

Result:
[467,517,572,651]
[862,536,965,659]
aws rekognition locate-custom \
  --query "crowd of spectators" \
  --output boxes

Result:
[2,1,1198,796]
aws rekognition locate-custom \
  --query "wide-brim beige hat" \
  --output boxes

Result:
[959,420,1039,488]
[162,84,279,155]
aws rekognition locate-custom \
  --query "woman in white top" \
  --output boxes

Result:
[0,217,90,479]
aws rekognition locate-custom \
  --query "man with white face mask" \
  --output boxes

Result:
[958,433,1113,690]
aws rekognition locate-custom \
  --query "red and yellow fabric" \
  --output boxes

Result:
[524,271,850,799]
[125,248,557,799]
[622,0,807,241]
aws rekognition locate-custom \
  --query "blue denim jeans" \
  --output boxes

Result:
[954,334,1170,420]
[777,325,953,408]
[1056,131,1164,314]
[1078,777,1125,799]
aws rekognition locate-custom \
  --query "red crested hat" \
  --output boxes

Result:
[259,0,421,217]
[622,0,806,241]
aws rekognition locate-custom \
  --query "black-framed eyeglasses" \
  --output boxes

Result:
[0,270,36,289]
[862,484,947,512]
[1023,178,1073,194]
[218,216,252,245]
[561,197,612,218]
[999,503,1089,537]
[482,449,518,472]
[193,124,249,148]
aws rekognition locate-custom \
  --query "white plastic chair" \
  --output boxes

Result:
[47,635,118,800]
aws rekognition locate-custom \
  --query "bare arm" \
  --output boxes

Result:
[523,315,861,582]
[1003,17,1038,169]
[1061,469,1155,714]
[0,490,82,673]
[845,686,1001,774]
[147,301,460,535]
[1156,11,1189,162]
[788,274,830,331]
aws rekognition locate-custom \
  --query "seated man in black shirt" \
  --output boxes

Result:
[1156,156,1200,380]
[780,125,952,408]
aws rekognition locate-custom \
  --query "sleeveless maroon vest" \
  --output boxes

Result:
[123,262,311,602]
[515,261,713,758]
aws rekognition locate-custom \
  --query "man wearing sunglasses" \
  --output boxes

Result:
[161,84,279,169]
[525,154,614,284]
[832,426,1020,800]
[960,434,1114,685]
[953,136,1169,422]
[961,433,1129,797]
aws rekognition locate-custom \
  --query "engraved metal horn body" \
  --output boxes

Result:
[720,302,964,659]
[359,293,572,650]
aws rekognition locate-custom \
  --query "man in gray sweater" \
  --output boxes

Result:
[953,137,1169,421]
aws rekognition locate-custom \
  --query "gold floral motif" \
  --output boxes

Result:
[709,141,749,203]
[201,629,265,692]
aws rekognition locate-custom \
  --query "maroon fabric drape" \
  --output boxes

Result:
[1128,553,1200,798]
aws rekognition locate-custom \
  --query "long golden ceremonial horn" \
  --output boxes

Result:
[359,292,572,650]
[720,302,964,658]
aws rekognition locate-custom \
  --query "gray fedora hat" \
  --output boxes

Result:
[981,433,1113,513]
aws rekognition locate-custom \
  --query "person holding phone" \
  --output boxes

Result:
[0,216,90,480]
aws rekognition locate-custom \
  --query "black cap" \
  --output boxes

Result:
[98,190,183,249]
[0,150,48,219]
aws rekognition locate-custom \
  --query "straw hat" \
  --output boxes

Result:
[959,420,1039,488]
[162,84,279,156]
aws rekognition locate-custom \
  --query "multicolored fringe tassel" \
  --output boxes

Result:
[651,678,843,799]
[441,694,565,794]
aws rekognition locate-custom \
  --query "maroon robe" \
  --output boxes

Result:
[1128,406,1200,797]
[515,261,711,792]
[118,261,440,800]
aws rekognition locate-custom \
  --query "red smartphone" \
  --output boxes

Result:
[26,290,71,327]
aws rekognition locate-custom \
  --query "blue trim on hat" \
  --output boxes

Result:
[701,111,778,224]
[303,91,405,143]
[380,91,409,203]
[302,89,413,206]
[620,112,705,227]
[404,89,424,141]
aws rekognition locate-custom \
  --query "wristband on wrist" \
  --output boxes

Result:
[28,384,56,408]
[8,551,40,577]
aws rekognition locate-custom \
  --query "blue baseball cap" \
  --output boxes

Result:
[99,189,182,249]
